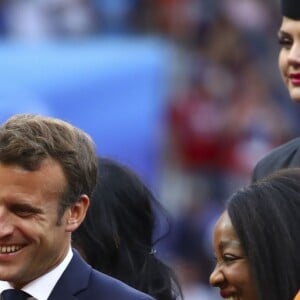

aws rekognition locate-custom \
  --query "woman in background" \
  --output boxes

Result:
[252,0,300,181]
[72,157,182,300]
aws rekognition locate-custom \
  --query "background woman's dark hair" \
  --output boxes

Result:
[226,168,300,300]
[72,157,182,300]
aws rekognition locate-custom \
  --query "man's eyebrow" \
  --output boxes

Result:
[9,203,43,214]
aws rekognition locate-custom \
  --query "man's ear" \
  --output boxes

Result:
[65,195,90,232]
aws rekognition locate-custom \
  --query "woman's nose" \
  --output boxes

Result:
[209,265,225,287]
[288,43,300,66]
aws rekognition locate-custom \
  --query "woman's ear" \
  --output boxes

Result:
[65,195,90,232]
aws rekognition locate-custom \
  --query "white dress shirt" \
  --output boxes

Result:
[0,247,73,300]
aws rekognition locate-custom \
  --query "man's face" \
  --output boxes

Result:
[0,158,72,288]
[209,211,258,300]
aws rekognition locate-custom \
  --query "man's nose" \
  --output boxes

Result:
[0,212,14,238]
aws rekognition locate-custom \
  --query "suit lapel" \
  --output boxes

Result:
[48,250,91,300]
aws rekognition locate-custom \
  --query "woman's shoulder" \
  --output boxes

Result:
[252,137,300,182]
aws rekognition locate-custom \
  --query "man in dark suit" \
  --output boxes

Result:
[0,114,153,300]
[252,0,300,182]
[48,250,153,299]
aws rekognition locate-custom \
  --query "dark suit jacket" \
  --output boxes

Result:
[48,250,154,300]
[252,137,300,182]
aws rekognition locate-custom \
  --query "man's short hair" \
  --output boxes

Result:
[0,114,98,217]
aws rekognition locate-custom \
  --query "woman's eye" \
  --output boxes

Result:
[278,37,292,49]
[223,254,238,264]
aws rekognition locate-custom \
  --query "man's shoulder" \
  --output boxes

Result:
[50,250,154,300]
[88,269,154,300]
[252,137,300,182]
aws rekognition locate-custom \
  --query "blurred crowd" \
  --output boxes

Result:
[1,0,300,299]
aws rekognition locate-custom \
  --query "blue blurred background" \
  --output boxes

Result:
[1,0,300,299]
[0,37,171,190]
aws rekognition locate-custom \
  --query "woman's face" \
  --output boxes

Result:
[209,211,258,300]
[278,17,300,101]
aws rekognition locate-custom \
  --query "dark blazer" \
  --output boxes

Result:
[48,250,154,300]
[252,137,300,182]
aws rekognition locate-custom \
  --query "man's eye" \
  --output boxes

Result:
[10,203,42,217]
[15,210,35,217]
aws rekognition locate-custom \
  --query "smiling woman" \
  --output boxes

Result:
[210,212,258,300]
[210,168,300,300]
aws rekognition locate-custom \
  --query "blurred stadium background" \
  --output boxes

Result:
[1,0,299,299]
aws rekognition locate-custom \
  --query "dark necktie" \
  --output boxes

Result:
[1,289,31,300]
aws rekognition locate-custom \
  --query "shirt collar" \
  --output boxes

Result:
[0,247,73,300]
